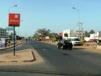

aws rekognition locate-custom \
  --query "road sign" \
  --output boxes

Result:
[9,13,20,27]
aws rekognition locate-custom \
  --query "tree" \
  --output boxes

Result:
[84,29,95,37]
[33,28,59,41]
[33,28,51,40]
[89,29,95,34]
[84,31,90,37]
[49,33,59,41]
[36,28,50,37]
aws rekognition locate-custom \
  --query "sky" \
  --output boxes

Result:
[0,0,101,37]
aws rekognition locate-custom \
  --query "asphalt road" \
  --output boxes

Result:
[0,40,101,76]
[30,41,101,75]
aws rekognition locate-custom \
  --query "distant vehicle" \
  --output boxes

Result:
[68,37,82,46]
[59,29,82,46]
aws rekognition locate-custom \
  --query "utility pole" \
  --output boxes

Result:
[77,22,84,38]
[72,6,84,38]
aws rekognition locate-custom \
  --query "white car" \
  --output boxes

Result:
[68,37,82,46]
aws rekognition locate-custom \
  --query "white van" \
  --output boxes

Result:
[67,37,82,46]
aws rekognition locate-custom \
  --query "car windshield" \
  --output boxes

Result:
[0,0,101,76]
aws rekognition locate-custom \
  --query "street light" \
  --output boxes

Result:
[9,4,18,13]
[72,6,80,21]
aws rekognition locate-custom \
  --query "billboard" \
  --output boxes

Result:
[9,13,20,27]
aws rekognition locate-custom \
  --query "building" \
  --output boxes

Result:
[88,32,101,40]
[0,28,8,49]
[58,29,78,40]
[84,31,101,41]
[6,27,13,36]
[0,28,8,38]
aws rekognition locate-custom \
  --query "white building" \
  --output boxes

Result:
[84,31,101,41]
[89,32,101,40]
[0,28,8,49]
[62,29,78,40]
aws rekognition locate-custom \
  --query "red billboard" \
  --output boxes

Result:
[9,13,20,26]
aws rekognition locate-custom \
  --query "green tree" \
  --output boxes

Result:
[89,29,95,34]
[36,28,50,37]
[84,29,95,37]
[33,28,51,40]
[49,33,59,42]
[33,28,59,41]
[84,31,90,37]
[33,32,41,40]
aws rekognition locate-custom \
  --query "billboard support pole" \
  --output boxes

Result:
[13,26,16,56]
[9,13,20,56]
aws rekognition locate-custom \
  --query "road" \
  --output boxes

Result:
[0,40,101,76]
[30,41,101,75]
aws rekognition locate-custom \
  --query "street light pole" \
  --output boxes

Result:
[13,26,16,56]
[9,4,18,13]
[72,6,80,22]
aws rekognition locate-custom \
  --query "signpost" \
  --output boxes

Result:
[8,13,20,56]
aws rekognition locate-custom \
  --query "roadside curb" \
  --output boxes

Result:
[0,51,36,63]
[22,51,36,62]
